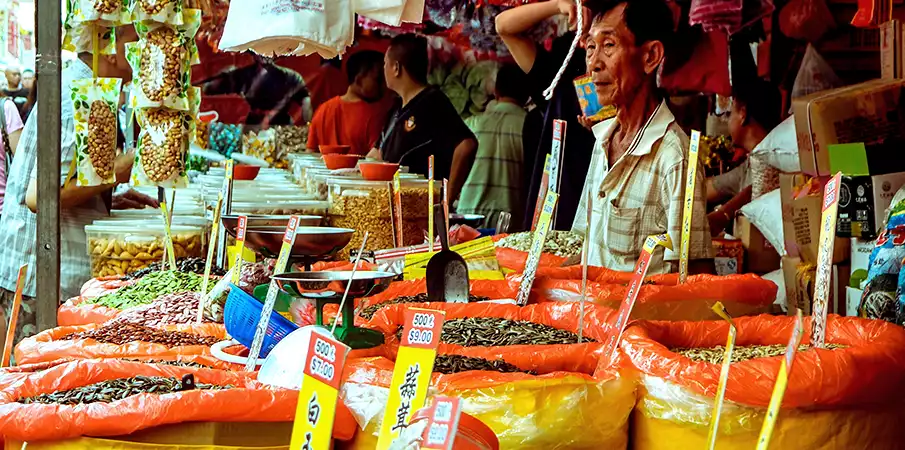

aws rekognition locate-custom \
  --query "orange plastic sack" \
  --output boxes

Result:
[490,233,568,273]
[0,359,323,442]
[340,357,635,450]
[368,302,615,374]
[80,277,134,301]
[622,315,905,449]
[532,266,680,285]
[57,297,121,327]
[14,323,228,366]
[530,274,776,320]
[310,261,379,272]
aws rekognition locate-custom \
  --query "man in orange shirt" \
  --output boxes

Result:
[306,51,393,156]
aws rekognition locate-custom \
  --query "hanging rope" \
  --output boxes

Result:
[542,0,584,100]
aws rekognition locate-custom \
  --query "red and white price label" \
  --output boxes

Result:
[290,328,350,450]
[231,215,249,285]
[421,396,463,450]
[402,310,443,349]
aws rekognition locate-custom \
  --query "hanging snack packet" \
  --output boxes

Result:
[133,87,199,188]
[73,0,132,26]
[63,20,116,56]
[859,209,905,322]
[128,12,200,110]
[131,0,185,26]
[71,78,123,186]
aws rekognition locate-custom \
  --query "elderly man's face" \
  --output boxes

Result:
[585,3,662,108]
[5,69,20,89]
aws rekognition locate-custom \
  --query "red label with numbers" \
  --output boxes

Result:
[236,216,248,241]
[421,396,463,450]
[401,309,444,350]
[303,333,348,390]
[283,215,300,243]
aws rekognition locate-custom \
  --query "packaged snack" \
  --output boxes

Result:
[132,87,200,188]
[72,0,132,26]
[859,209,905,322]
[573,75,617,121]
[131,0,185,26]
[71,78,123,186]
[127,11,200,110]
[63,21,116,56]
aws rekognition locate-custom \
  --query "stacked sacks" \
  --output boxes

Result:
[620,315,905,449]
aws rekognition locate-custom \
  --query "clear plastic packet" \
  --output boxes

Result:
[128,11,200,110]
[71,0,133,26]
[131,0,185,26]
[71,77,123,186]
[132,86,200,188]
[241,128,277,164]
[63,20,116,55]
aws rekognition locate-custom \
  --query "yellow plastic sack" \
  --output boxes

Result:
[633,375,905,450]
[5,439,287,450]
[339,358,636,450]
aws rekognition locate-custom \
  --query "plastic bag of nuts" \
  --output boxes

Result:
[242,128,280,164]
[127,12,200,110]
[63,21,116,55]
[132,0,186,26]
[132,87,200,188]
[71,77,122,186]
[274,125,308,154]
[71,0,132,26]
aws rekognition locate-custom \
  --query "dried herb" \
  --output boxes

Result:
[496,230,583,258]
[120,358,216,369]
[673,343,848,364]
[358,293,491,319]
[61,323,220,347]
[18,375,230,405]
[434,354,532,375]
[124,257,227,280]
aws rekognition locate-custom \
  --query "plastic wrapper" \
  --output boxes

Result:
[58,296,121,327]
[70,77,122,186]
[63,21,116,55]
[859,209,905,322]
[242,128,280,165]
[132,0,186,27]
[127,12,201,111]
[132,87,200,188]
[14,323,227,366]
[622,315,905,449]
[368,302,614,375]
[340,357,634,450]
[526,273,776,320]
[0,359,303,442]
[69,0,132,26]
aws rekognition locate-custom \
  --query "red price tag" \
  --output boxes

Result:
[283,215,300,244]
[236,216,248,241]
[421,396,463,450]
[401,309,444,349]
[303,332,348,390]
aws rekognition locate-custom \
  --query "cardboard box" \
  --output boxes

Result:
[782,255,850,315]
[792,79,905,176]
[837,172,905,238]
[779,174,851,265]
[735,216,781,274]
[846,286,864,317]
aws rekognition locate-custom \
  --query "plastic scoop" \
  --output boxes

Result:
[426,204,469,303]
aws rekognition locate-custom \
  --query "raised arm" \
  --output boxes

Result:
[495,1,565,73]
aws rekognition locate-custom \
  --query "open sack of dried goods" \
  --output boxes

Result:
[528,274,776,320]
[0,359,348,443]
[621,315,905,449]
[531,265,680,285]
[492,231,582,272]
[338,356,634,450]
[368,302,613,374]
[14,322,226,366]
[59,270,215,327]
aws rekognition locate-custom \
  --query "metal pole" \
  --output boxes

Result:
[35,0,62,331]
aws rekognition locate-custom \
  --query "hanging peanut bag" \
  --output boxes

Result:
[71,78,123,186]
[132,87,199,188]
[74,0,132,26]
[131,0,185,25]
[127,11,200,111]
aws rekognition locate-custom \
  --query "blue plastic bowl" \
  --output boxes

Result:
[224,284,298,358]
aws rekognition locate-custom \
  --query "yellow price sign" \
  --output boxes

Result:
[231,215,248,285]
[376,308,446,449]
[756,310,805,450]
[680,130,701,284]
[517,190,559,306]
[1,264,28,367]
[531,155,553,231]
[810,173,842,348]
[706,301,736,449]
[198,194,224,323]
[597,233,672,371]
[158,188,178,271]
[428,155,435,252]
[289,328,350,450]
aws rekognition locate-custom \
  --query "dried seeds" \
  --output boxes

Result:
[18,375,230,405]
[61,323,220,347]
[673,343,848,364]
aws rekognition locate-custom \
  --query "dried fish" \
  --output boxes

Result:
[673,343,847,364]
[433,354,533,375]
[18,375,231,405]
[397,317,591,346]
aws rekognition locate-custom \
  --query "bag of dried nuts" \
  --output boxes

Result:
[71,0,132,26]
[127,12,201,110]
[132,87,200,188]
[131,0,186,26]
[71,77,123,186]
[63,21,117,56]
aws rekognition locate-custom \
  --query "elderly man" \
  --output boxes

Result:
[572,0,713,274]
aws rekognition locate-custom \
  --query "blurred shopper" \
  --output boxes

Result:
[306,50,394,156]
[19,69,34,120]
[0,26,157,348]
[0,89,24,213]
[458,65,531,228]
[372,34,477,204]
[572,0,712,274]
[3,67,29,120]
[706,79,782,235]
[496,0,596,230]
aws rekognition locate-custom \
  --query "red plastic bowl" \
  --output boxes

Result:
[323,154,361,170]
[233,164,261,180]
[319,145,351,155]
[359,162,400,181]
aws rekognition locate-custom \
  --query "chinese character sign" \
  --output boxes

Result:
[377,309,446,449]
[290,328,350,450]
[810,173,842,348]
[518,191,559,306]
[680,130,701,284]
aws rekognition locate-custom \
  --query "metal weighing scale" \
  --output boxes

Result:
[272,271,395,349]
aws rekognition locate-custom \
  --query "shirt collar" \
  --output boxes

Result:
[593,99,676,157]
[486,100,525,114]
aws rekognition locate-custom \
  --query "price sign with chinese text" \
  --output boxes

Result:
[756,310,805,450]
[531,155,552,230]
[421,396,463,450]
[518,190,559,306]
[680,130,701,284]
[290,328,350,450]
[376,308,446,449]
[706,301,736,449]
[231,215,248,284]
[810,173,842,348]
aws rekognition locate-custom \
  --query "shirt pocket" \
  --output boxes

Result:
[605,202,641,258]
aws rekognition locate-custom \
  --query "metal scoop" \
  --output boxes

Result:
[426,204,469,303]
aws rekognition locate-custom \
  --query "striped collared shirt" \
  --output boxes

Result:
[571,100,713,273]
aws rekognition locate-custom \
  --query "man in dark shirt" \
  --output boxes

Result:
[372,34,477,204]
[3,67,28,120]
[497,0,596,230]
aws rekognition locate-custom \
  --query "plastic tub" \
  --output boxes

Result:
[85,224,206,277]
[224,200,330,216]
